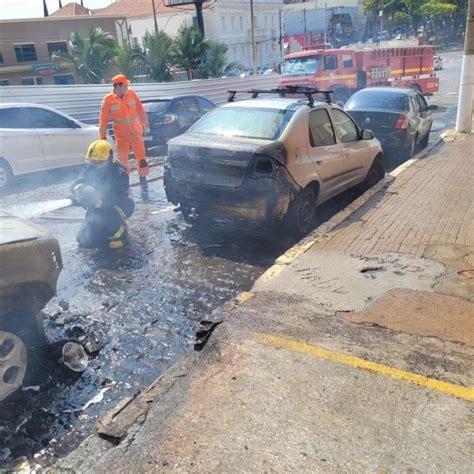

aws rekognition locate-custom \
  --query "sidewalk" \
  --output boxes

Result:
[55,134,473,473]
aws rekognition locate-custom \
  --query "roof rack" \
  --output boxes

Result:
[227,86,333,107]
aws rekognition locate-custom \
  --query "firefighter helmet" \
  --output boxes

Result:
[85,139,113,164]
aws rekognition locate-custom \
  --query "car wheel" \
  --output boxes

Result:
[0,159,13,192]
[420,127,431,149]
[405,134,418,159]
[284,187,316,238]
[363,156,385,189]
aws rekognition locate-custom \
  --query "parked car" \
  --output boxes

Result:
[0,212,62,401]
[142,95,216,151]
[345,87,436,158]
[434,55,443,71]
[164,89,384,237]
[0,103,105,191]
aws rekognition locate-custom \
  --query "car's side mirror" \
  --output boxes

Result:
[361,129,374,140]
[429,104,438,111]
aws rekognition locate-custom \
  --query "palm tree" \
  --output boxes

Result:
[114,45,145,82]
[203,41,243,78]
[52,27,119,84]
[173,23,209,80]
[141,31,174,82]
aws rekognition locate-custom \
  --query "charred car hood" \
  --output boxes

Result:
[168,133,287,188]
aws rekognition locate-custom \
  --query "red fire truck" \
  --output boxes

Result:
[279,44,439,102]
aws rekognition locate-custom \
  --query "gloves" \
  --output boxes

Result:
[71,184,99,208]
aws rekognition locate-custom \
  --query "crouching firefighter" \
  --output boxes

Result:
[70,139,135,250]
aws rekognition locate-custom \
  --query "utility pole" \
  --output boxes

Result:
[455,0,474,132]
[279,9,284,60]
[324,3,328,45]
[151,0,158,35]
[250,0,257,74]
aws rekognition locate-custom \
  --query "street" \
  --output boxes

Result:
[0,49,466,467]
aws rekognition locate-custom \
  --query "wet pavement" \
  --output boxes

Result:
[0,57,461,467]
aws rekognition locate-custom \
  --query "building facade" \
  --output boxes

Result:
[0,15,128,86]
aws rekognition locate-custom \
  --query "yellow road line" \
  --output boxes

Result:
[256,333,474,402]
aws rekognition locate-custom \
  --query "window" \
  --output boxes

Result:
[0,107,31,128]
[190,107,295,140]
[182,97,199,112]
[221,16,226,29]
[282,55,321,76]
[14,44,37,62]
[332,109,359,143]
[196,97,215,113]
[342,54,353,68]
[143,100,170,114]
[239,16,243,30]
[241,45,245,57]
[271,15,275,28]
[54,74,74,85]
[323,55,337,70]
[264,16,268,29]
[0,52,3,64]
[47,41,68,57]
[415,93,428,111]
[346,91,409,112]
[26,107,71,128]
[231,16,235,30]
[132,37,139,48]
[309,109,336,147]
[21,77,43,86]
[0,80,9,86]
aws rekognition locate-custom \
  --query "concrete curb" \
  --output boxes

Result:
[254,136,444,286]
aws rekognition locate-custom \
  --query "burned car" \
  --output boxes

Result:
[164,88,384,237]
[0,213,62,401]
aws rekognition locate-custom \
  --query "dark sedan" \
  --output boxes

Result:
[345,88,437,158]
[142,95,216,151]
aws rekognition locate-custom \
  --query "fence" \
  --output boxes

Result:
[0,75,280,125]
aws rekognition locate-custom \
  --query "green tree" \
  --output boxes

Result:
[114,45,144,81]
[419,0,457,19]
[141,31,174,82]
[52,27,118,84]
[173,23,209,80]
[202,42,243,78]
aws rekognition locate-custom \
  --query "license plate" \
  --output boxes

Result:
[143,136,153,141]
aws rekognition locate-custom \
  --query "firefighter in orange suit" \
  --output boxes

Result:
[99,74,149,187]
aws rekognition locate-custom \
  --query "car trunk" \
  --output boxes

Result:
[168,134,266,188]
[348,109,402,133]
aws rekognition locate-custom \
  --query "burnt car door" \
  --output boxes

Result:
[331,108,370,186]
[306,108,345,202]
[413,93,433,139]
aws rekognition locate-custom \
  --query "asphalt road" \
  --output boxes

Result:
[0,51,464,468]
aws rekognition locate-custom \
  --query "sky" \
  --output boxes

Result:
[0,0,115,20]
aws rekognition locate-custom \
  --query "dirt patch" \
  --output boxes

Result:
[344,289,474,346]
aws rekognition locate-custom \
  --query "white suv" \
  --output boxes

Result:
[164,88,384,237]
[0,103,103,190]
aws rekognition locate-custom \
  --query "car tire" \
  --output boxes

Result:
[420,127,431,149]
[363,156,385,189]
[284,187,316,238]
[405,134,418,159]
[0,159,13,192]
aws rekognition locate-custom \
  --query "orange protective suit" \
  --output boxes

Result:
[99,89,149,177]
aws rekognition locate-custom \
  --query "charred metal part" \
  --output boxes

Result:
[255,142,288,166]
[194,320,222,351]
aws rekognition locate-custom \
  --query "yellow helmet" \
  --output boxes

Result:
[85,139,112,164]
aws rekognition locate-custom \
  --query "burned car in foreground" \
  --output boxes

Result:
[164,88,384,237]
[0,213,62,401]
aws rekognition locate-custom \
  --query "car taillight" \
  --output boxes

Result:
[394,114,409,129]
[251,155,275,178]
[163,115,176,124]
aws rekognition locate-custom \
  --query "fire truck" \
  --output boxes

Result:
[279,44,439,103]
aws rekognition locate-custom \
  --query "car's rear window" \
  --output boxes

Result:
[346,92,409,111]
[143,101,170,113]
[189,107,295,140]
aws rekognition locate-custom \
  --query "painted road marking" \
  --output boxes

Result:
[256,333,474,402]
